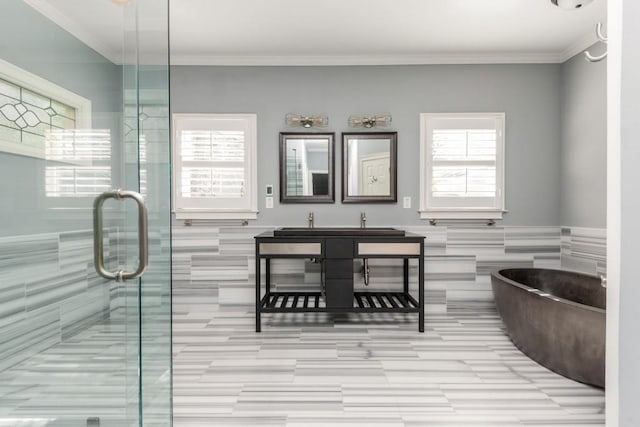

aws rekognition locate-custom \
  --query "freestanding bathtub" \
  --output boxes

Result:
[491,268,605,388]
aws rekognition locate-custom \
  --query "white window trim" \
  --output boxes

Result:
[419,112,506,220]
[0,58,92,160]
[172,113,258,220]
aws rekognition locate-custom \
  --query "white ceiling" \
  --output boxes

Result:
[24,0,607,65]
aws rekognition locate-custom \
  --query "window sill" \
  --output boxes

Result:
[174,210,258,220]
[419,209,506,220]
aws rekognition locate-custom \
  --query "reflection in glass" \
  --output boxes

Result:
[342,132,397,203]
[44,129,112,197]
[347,138,391,196]
[280,133,334,203]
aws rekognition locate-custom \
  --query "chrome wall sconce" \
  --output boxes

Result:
[348,113,392,128]
[285,113,329,128]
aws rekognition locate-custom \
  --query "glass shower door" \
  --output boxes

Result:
[0,0,171,426]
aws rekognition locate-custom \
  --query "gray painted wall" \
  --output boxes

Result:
[171,64,562,227]
[560,46,607,228]
[0,0,122,236]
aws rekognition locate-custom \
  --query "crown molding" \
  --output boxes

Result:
[22,0,122,64]
[560,28,601,62]
[21,0,599,67]
[170,52,568,66]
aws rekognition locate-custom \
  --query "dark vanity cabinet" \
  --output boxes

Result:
[324,239,355,308]
[254,229,425,332]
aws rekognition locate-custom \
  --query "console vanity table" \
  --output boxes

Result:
[254,228,425,332]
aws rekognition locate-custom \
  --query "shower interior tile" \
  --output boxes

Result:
[0,282,26,328]
[24,265,88,312]
[58,229,94,267]
[0,306,61,372]
[0,233,60,270]
[60,286,109,339]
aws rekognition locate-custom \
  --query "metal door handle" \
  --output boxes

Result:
[93,189,149,282]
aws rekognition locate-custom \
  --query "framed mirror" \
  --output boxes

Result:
[279,132,335,203]
[342,132,397,203]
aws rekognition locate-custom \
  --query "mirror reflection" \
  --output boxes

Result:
[280,132,334,203]
[342,132,397,203]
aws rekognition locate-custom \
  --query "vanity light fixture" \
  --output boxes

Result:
[348,113,392,128]
[285,113,328,128]
[550,0,593,10]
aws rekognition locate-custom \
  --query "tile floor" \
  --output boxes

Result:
[172,298,605,427]
[0,297,605,427]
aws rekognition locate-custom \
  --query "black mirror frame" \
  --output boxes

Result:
[342,131,398,204]
[279,132,335,203]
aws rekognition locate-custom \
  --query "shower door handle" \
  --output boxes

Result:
[93,189,149,282]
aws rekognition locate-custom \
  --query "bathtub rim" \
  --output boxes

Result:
[491,268,606,315]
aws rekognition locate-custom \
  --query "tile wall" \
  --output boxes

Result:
[172,221,607,313]
[0,223,606,372]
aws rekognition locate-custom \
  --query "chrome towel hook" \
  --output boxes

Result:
[585,22,607,62]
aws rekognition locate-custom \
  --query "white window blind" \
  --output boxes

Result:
[172,114,257,219]
[420,113,505,220]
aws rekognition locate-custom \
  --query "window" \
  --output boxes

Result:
[419,113,505,220]
[0,58,91,160]
[172,113,258,219]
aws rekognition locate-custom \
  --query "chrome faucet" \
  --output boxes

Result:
[360,212,366,228]
[308,212,314,228]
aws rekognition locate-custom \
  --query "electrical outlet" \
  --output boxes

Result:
[403,196,411,209]
[265,196,274,209]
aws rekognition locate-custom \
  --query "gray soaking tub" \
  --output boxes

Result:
[491,268,605,388]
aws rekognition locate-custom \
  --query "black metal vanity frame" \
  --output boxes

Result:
[254,231,425,332]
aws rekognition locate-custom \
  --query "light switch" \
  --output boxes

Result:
[403,196,411,209]
[265,196,274,208]
[266,185,273,196]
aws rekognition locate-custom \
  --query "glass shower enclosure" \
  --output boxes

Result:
[0,0,172,425]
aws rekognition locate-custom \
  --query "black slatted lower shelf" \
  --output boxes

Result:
[260,291,420,313]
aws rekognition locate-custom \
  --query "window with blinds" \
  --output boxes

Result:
[419,113,505,220]
[172,114,257,219]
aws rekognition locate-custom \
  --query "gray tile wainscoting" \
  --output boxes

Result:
[561,227,607,276]
[172,223,569,312]
[173,222,607,311]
